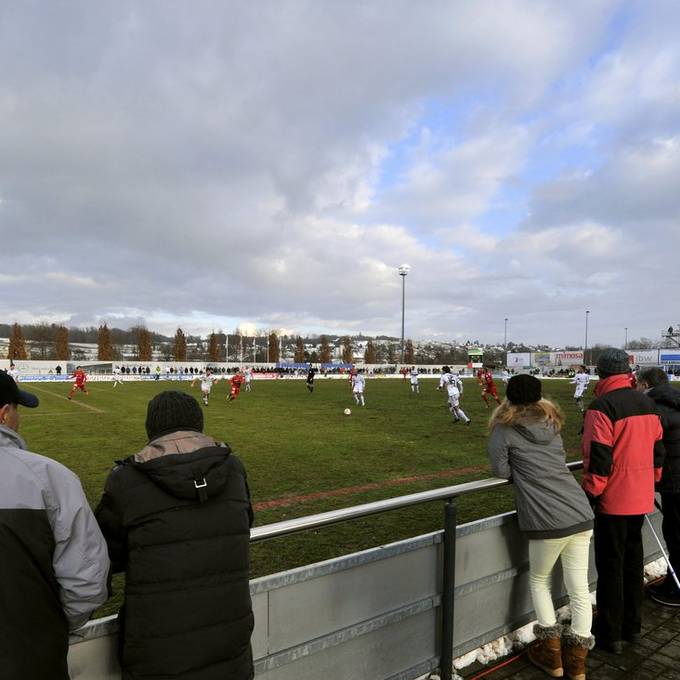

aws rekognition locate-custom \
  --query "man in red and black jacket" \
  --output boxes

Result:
[582,348,665,654]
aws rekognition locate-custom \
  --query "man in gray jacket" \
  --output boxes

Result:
[0,372,110,680]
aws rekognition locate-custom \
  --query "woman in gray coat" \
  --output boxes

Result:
[488,374,594,680]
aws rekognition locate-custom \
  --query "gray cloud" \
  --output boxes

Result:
[3,1,676,346]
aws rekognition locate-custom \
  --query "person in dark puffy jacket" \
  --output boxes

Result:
[636,367,680,607]
[488,374,594,679]
[96,390,254,680]
[582,349,664,654]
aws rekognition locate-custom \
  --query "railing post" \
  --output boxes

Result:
[440,498,457,680]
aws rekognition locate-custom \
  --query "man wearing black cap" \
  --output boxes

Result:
[0,373,110,680]
[582,348,665,653]
[95,390,254,680]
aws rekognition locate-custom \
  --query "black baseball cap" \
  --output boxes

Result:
[0,372,39,408]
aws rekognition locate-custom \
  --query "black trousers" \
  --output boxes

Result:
[661,492,680,588]
[593,512,644,642]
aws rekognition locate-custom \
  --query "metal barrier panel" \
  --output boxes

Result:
[67,510,666,680]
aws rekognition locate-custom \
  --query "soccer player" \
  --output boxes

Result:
[112,366,124,388]
[500,368,510,385]
[480,365,502,408]
[438,366,471,424]
[352,371,366,406]
[228,371,244,402]
[67,366,89,400]
[409,366,420,394]
[192,368,219,406]
[306,365,316,393]
[8,362,20,383]
[571,365,591,412]
[244,367,253,392]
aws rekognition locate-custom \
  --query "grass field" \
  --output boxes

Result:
[20,375,588,617]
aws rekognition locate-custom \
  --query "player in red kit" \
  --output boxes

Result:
[227,371,244,402]
[67,366,89,400]
[480,366,501,408]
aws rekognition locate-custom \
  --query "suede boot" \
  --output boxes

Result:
[562,626,595,680]
[528,623,564,677]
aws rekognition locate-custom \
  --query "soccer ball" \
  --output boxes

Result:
[343,408,352,416]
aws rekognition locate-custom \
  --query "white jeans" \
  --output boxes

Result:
[528,530,593,637]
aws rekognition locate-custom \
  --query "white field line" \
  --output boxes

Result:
[28,385,105,414]
[23,412,84,418]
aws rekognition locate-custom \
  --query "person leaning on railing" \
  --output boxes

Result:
[95,390,254,680]
[487,374,594,680]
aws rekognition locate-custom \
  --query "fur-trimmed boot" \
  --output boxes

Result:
[562,626,595,680]
[528,623,564,677]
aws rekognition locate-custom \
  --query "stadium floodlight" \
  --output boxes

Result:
[585,311,590,366]
[504,318,508,349]
[624,327,628,351]
[398,264,410,363]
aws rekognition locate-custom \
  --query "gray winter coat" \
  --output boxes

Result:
[488,420,593,539]
[0,425,110,680]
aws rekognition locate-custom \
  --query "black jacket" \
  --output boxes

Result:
[96,436,254,680]
[647,383,680,493]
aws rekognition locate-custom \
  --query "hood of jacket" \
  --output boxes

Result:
[648,383,680,411]
[512,420,559,445]
[0,424,27,451]
[594,373,631,397]
[130,431,234,501]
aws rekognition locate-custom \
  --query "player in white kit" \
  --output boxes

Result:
[437,366,471,425]
[112,366,124,387]
[409,366,420,394]
[571,365,591,412]
[244,367,253,392]
[192,368,220,406]
[352,372,366,406]
[8,363,20,383]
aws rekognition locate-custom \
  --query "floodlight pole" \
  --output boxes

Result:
[504,318,508,349]
[585,311,590,367]
[624,327,628,351]
[398,264,410,363]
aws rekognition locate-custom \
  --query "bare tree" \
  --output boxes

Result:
[364,340,377,364]
[404,339,415,364]
[54,325,70,360]
[341,336,353,364]
[319,335,332,363]
[98,323,114,360]
[8,323,27,360]
[294,336,305,362]
[268,332,279,363]
[174,328,187,361]
[207,332,221,362]
[135,326,153,361]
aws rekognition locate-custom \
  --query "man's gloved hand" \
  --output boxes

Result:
[585,491,599,510]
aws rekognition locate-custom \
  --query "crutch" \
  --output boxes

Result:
[645,499,680,591]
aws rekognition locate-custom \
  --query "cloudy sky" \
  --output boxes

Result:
[1,1,678,346]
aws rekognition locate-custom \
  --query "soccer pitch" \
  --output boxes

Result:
[20,375,586,616]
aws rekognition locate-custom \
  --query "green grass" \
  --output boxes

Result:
[19,376,588,616]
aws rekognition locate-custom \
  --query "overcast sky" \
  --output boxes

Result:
[1,1,678,346]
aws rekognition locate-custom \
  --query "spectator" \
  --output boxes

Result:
[96,391,254,679]
[0,373,109,680]
[636,367,680,606]
[488,374,594,678]
[583,348,665,653]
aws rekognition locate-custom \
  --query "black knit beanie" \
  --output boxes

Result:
[145,391,204,441]
[506,374,542,405]
[597,348,630,378]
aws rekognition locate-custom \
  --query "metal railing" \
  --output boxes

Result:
[250,460,584,680]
